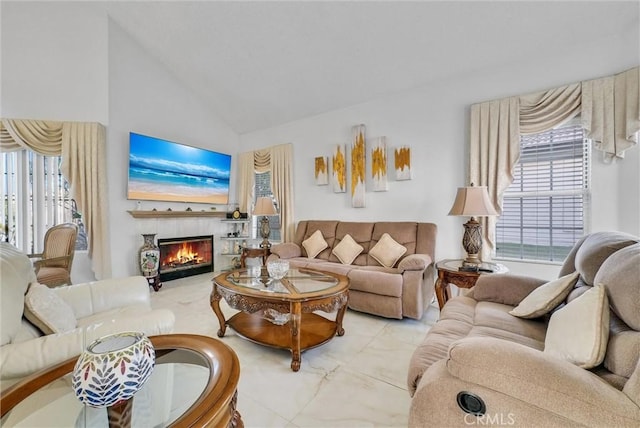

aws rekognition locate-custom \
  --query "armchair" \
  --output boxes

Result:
[1,243,175,386]
[27,222,77,287]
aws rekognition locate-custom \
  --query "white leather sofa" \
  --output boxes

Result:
[0,243,175,385]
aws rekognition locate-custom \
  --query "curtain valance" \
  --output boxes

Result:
[469,66,640,258]
[0,118,111,280]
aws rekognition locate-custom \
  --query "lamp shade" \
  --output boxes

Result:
[253,197,277,216]
[72,331,155,408]
[448,186,499,217]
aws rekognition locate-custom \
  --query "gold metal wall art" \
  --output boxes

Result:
[394,145,412,180]
[371,137,388,191]
[332,144,347,193]
[315,156,329,185]
[351,125,366,207]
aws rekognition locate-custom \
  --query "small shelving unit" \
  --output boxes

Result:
[219,219,251,270]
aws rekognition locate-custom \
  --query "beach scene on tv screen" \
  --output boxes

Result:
[128,133,231,204]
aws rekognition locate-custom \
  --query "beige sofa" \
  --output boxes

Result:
[0,243,175,385]
[269,220,437,319]
[407,231,640,427]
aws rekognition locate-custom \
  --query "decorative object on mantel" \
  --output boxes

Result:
[72,332,155,428]
[448,184,499,267]
[253,196,278,249]
[394,145,412,180]
[314,156,329,185]
[332,144,347,193]
[371,136,388,191]
[351,124,366,207]
[138,234,162,291]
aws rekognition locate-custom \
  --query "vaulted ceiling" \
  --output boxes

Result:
[106,1,639,134]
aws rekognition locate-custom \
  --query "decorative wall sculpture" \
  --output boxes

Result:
[371,137,388,191]
[351,125,366,207]
[332,144,346,193]
[394,145,412,180]
[314,156,329,185]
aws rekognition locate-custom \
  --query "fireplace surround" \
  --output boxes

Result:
[158,235,214,282]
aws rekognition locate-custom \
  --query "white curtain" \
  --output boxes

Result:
[237,151,255,214]
[469,97,520,258]
[0,118,111,279]
[582,66,640,161]
[270,144,295,242]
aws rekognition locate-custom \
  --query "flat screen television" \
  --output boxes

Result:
[127,132,231,204]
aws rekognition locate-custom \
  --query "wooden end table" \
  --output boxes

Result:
[239,247,270,268]
[435,259,508,309]
[211,267,349,372]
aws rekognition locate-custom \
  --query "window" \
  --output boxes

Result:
[252,171,281,242]
[495,120,590,262]
[1,150,87,252]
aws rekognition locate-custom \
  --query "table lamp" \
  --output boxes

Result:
[253,196,277,249]
[448,184,499,266]
[72,331,155,427]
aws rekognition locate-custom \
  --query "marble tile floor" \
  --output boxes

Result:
[150,273,440,428]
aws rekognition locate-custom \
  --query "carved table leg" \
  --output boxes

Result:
[290,301,302,372]
[335,293,348,336]
[435,272,449,310]
[210,285,227,337]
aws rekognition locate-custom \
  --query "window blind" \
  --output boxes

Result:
[495,122,589,262]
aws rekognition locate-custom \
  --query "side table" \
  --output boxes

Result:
[240,247,270,268]
[435,259,508,309]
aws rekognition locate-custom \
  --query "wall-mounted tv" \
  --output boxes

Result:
[127,132,231,204]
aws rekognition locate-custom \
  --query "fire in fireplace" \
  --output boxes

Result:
[158,235,213,282]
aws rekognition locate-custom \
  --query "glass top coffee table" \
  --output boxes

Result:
[211,267,350,371]
[0,334,242,427]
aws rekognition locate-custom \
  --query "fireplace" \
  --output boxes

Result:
[158,235,214,282]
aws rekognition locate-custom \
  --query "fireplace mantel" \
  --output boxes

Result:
[127,210,226,219]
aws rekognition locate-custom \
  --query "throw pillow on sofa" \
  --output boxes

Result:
[544,285,609,368]
[369,233,407,268]
[24,282,77,334]
[332,234,364,265]
[302,230,329,259]
[509,271,579,319]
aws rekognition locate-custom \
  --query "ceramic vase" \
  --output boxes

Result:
[72,331,155,408]
[139,233,160,277]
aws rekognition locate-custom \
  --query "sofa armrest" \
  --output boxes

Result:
[0,309,174,381]
[445,337,640,424]
[397,254,432,273]
[53,276,151,320]
[270,242,302,259]
[471,274,547,306]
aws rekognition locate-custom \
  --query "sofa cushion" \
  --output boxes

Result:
[348,268,403,297]
[572,231,638,286]
[24,282,77,334]
[332,234,364,265]
[369,233,407,268]
[509,271,579,319]
[1,243,37,345]
[298,221,338,259]
[302,230,329,259]
[328,222,374,265]
[544,285,609,369]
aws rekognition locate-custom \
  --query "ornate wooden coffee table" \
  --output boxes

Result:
[211,267,349,371]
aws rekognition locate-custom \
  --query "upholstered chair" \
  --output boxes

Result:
[28,222,77,287]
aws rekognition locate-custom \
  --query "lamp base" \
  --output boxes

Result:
[259,216,272,249]
[107,398,133,428]
[462,217,483,266]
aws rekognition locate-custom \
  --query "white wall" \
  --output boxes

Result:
[107,19,241,279]
[1,2,108,121]
[240,26,640,279]
[1,3,241,281]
